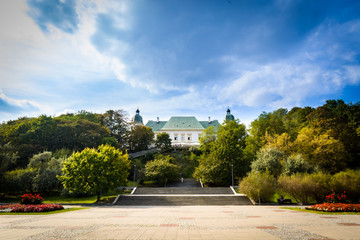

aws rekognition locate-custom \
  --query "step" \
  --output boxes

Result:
[113,195,252,206]
[134,187,233,195]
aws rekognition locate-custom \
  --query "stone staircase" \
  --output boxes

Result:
[113,185,252,206]
[114,194,252,206]
[133,187,233,195]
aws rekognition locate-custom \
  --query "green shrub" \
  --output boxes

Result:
[282,154,313,176]
[278,173,315,204]
[308,172,332,203]
[4,168,36,193]
[239,170,277,202]
[251,147,283,177]
[332,169,360,203]
[144,155,180,186]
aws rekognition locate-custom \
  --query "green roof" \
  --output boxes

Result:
[162,117,205,130]
[199,120,220,131]
[145,121,167,132]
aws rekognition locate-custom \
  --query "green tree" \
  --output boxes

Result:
[144,155,180,186]
[0,143,18,191]
[194,120,248,185]
[294,126,348,173]
[128,125,154,152]
[250,147,283,177]
[155,132,172,151]
[100,109,129,149]
[59,144,130,202]
[199,126,217,154]
[28,151,64,192]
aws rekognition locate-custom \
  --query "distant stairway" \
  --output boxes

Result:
[113,186,252,206]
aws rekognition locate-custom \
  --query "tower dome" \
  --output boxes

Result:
[225,108,235,121]
[132,108,143,124]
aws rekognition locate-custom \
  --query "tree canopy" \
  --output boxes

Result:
[59,144,130,202]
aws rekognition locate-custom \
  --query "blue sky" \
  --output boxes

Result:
[1,0,360,125]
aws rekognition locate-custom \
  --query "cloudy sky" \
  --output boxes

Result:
[1,0,360,125]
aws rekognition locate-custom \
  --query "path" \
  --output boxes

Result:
[1,206,359,239]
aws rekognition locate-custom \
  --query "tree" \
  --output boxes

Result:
[0,143,18,191]
[294,126,348,173]
[194,120,249,185]
[128,125,154,152]
[155,132,172,151]
[199,126,217,154]
[28,151,64,192]
[100,109,129,149]
[144,155,180,186]
[250,147,284,177]
[59,144,130,202]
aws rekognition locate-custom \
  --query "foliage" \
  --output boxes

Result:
[282,153,313,176]
[331,170,360,203]
[239,170,277,202]
[199,126,217,154]
[0,115,112,167]
[278,173,316,204]
[21,193,43,205]
[28,151,64,192]
[0,143,19,191]
[251,147,283,177]
[195,120,249,186]
[144,155,180,186]
[0,203,64,212]
[128,125,154,152]
[293,126,348,173]
[4,168,36,193]
[100,109,129,149]
[155,132,172,151]
[306,203,360,212]
[59,144,130,202]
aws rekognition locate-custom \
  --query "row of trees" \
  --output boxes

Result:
[193,100,360,187]
[0,110,155,189]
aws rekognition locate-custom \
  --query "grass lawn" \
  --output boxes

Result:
[0,207,89,215]
[282,207,360,215]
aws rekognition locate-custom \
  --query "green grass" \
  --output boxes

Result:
[282,207,360,215]
[0,207,89,215]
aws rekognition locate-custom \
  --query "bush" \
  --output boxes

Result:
[239,171,277,202]
[278,173,315,204]
[144,155,180,186]
[331,169,360,203]
[4,169,36,193]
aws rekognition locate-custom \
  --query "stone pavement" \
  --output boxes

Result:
[1,205,360,240]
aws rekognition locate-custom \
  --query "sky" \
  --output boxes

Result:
[1,0,360,126]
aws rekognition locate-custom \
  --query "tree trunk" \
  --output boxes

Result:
[97,190,102,203]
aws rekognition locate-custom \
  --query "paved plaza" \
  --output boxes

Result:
[0,205,360,240]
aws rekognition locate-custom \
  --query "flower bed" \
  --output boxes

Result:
[306,203,360,212]
[0,204,64,212]
[21,193,43,204]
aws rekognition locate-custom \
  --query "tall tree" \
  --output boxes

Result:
[194,120,248,185]
[100,109,129,149]
[128,125,154,152]
[155,132,172,152]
